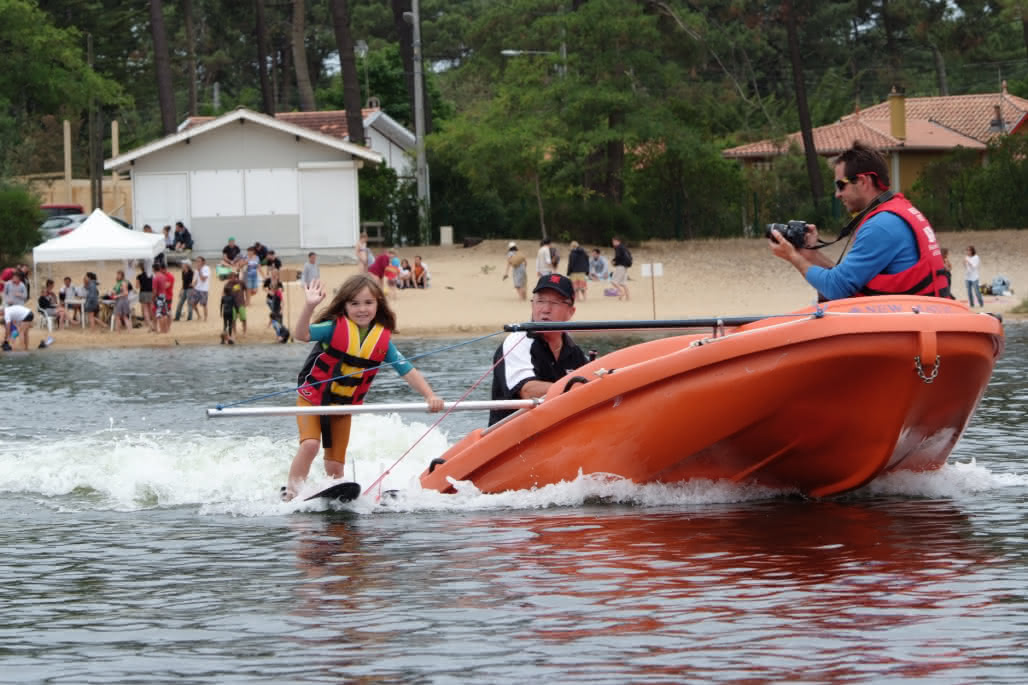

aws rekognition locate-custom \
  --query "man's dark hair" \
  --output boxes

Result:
[835,141,890,190]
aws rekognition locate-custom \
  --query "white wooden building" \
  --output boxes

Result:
[104,108,383,255]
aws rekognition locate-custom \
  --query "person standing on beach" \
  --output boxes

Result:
[768,142,949,300]
[536,239,554,278]
[191,256,211,321]
[152,264,174,334]
[355,234,370,272]
[82,272,100,329]
[489,274,588,426]
[367,251,392,287]
[301,252,320,287]
[284,274,444,500]
[136,263,154,330]
[611,237,632,301]
[566,240,590,301]
[2,270,27,306]
[174,261,195,321]
[503,242,528,300]
[243,246,263,305]
[964,246,984,307]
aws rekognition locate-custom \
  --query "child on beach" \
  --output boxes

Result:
[283,274,444,500]
[265,275,289,343]
[219,284,236,345]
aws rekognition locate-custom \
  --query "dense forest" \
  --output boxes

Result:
[4,0,1028,244]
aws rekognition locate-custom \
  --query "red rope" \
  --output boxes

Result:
[363,334,529,499]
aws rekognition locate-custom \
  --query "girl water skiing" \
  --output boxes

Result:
[284,274,444,500]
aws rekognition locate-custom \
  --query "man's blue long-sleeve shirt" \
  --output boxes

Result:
[805,212,919,300]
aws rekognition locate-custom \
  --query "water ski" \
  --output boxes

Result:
[304,481,361,502]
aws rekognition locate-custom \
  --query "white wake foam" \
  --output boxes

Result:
[2,418,1023,516]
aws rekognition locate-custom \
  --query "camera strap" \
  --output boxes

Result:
[810,191,895,262]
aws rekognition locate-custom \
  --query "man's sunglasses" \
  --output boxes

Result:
[834,176,859,192]
[835,172,879,192]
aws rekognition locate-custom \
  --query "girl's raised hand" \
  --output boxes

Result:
[304,279,326,306]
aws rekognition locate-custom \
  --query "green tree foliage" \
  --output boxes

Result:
[0,183,44,264]
[910,136,1028,229]
[0,0,124,175]
[7,0,1028,242]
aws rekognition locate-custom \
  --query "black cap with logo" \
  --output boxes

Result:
[532,274,574,301]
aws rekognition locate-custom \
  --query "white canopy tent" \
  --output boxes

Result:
[33,209,165,264]
[31,212,167,325]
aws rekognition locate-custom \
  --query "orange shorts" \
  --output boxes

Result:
[296,397,352,465]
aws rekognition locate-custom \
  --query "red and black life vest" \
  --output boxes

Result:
[297,317,391,406]
[853,194,951,298]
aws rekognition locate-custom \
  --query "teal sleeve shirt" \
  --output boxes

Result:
[308,321,414,376]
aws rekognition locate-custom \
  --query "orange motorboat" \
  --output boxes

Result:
[420,295,1004,498]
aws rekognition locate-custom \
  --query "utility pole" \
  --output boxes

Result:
[405,0,430,245]
[87,33,103,213]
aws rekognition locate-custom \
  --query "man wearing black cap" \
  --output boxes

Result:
[489,274,588,426]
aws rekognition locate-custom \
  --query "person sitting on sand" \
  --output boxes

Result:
[589,249,610,281]
[489,274,588,426]
[221,237,244,269]
[397,258,415,289]
[412,255,430,289]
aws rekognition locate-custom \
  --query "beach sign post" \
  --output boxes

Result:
[640,263,663,319]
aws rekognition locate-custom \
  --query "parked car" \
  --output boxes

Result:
[38,213,132,241]
[40,203,85,219]
[39,214,89,240]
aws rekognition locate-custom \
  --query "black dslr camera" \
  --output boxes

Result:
[765,220,809,249]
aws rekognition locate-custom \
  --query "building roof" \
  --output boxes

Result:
[854,90,1028,142]
[177,108,416,149]
[179,108,383,140]
[723,88,1028,160]
[105,107,383,171]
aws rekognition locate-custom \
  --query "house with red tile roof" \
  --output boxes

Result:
[723,85,1028,193]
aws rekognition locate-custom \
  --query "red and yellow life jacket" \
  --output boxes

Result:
[853,194,951,298]
[297,317,391,406]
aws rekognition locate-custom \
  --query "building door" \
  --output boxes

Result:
[134,173,189,233]
[298,164,358,249]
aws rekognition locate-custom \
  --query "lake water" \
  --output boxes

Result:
[1,324,1026,683]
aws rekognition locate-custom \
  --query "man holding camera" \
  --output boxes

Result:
[769,142,949,300]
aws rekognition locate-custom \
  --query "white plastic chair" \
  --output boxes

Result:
[37,308,56,333]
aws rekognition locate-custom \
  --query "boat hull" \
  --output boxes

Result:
[420,296,1004,497]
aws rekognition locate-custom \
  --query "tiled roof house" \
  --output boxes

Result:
[722,85,1028,192]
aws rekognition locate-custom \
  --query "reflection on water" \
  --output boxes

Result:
[0,325,1025,682]
[276,499,1024,682]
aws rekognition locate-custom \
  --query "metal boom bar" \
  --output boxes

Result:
[504,316,769,333]
[207,399,541,419]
